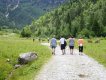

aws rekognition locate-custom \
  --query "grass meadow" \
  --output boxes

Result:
[0,32,106,80]
[64,38,106,68]
[84,38,106,67]
[0,34,52,80]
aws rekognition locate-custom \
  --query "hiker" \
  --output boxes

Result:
[69,36,75,55]
[78,37,84,55]
[33,38,35,42]
[50,36,57,55]
[38,38,41,42]
[60,36,67,55]
[48,38,50,43]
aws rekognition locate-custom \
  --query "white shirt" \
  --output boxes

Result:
[60,38,65,44]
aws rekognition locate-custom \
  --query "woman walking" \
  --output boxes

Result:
[60,36,66,55]
[78,37,84,55]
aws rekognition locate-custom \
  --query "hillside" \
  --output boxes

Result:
[0,0,67,28]
[28,0,106,38]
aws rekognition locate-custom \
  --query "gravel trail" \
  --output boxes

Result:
[35,43,106,80]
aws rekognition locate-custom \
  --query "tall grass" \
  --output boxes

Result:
[0,36,52,80]
[84,38,106,67]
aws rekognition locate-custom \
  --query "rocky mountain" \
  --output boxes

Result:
[0,0,67,28]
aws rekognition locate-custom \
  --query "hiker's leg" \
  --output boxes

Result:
[53,48,54,54]
[64,49,66,54]
[70,49,72,54]
[64,45,66,54]
[69,46,72,54]
[52,48,54,55]
[72,46,74,55]
[62,50,64,55]
[80,46,83,55]
[70,46,74,55]
[72,49,73,55]
[61,44,63,55]
[54,48,55,55]
[70,49,71,54]
[79,46,81,55]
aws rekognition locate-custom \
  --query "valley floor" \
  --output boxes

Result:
[35,43,106,80]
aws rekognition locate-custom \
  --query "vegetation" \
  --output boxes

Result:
[0,0,67,28]
[0,29,20,36]
[21,26,32,37]
[28,0,106,38]
[0,35,51,80]
[84,38,106,67]
[0,0,106,80]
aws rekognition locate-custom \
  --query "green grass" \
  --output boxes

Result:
[84,38,106,67]
[0,36,52,80]
[1,35,106,80]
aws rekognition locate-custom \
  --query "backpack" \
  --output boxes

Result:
[64,40,67,46]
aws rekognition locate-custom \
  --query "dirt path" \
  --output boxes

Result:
[35,43,106,80]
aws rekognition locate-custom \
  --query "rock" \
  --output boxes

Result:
[18,52,37,64]
[78,74,88,78]
[14,64,21,69]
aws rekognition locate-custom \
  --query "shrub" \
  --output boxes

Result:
[21,26,32,37]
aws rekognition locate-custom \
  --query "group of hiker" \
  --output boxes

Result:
[50,35,84,55]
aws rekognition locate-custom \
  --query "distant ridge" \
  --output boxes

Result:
[0,0,67,28]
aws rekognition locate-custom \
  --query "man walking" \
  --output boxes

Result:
[50,36,57,55]
[60,36,66,55]
[69,36,75,55]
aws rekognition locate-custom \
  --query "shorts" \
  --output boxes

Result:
[51,45,56,49]
[69,46,74,49]
[79,46,83,52]
[61,44,65,50]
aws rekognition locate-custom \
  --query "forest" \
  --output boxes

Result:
[0,0,66,28]
[23,0,106,38]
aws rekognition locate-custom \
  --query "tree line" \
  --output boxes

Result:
[22,0,106,38]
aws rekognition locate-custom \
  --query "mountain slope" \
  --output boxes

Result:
[0,0,67,28]
[29,0,106,38]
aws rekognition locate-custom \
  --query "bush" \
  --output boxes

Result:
[21,26,32,37]
[78,28,95,38]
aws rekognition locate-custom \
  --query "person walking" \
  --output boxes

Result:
[50,36,57,55]
[33,38,35,42]
[60,36,66,55]
[47,38,50,43]
[78,37,84,55]
[69,36,75,55]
